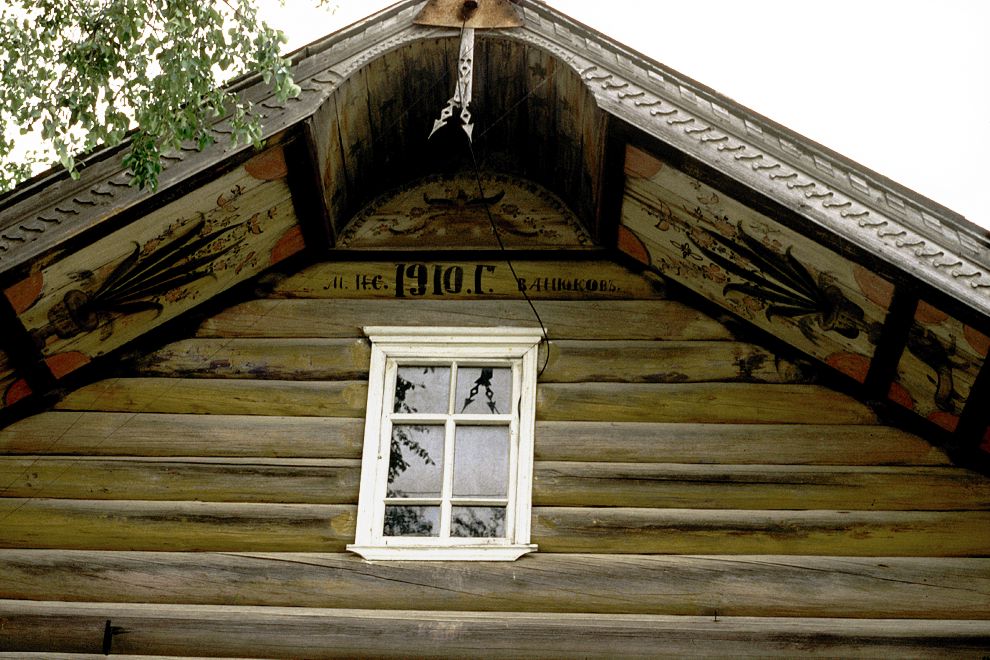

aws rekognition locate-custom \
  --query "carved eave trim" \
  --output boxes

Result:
[0,1,433,279]
[507,3,990,316]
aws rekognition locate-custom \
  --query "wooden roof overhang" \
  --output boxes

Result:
[0,0,988,463]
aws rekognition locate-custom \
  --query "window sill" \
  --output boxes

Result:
[346,543,537,561]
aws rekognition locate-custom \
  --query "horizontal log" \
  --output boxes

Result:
[55,379,367,416]
[2,457,984,510]
[1,551,987,620]
[2,601,988,657]
[533,508,990,556]
[0,414,942,465]
[0,499,355,552]
[195,299,734,341]
[2,500,988,555]
[129,338,808,385]
[540,340,809,383]
[132,338,371,380]
[533,421,950,465]
[0,457,361,504]
[532,463,990,510]
[267,260,666,300]
[537,383,877,424]
[0,412,364,457]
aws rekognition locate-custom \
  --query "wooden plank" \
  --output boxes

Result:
[267,261,665,300]
[0,412,364,458]
[540,340,808,383]
[2,601,988,658]
[132,338,371,380]
[533,421,951,465]
[2,551,988,619]
[130,338,805,384]
[533,463,990,510]
[536,383,877,424]
[3,458,984,510]
[195,299,733,340]
[0,457,360,504]
[532,508,990,556]
[2,500,988,556]
[54,379,367,416]
[0,499,355,551]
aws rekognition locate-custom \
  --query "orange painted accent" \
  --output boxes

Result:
[244,146,288,181]
[3,378,31,407]
[915,300,948,324]
[45,351,91,379]
[3,270,44,315]
[887,381,915,410]
[963,325,990,357]
[927,411,960,432]
[617,226,650,265]
[825,352,871,383]
[623,145,663,179]
[270,225,306,265]
[852,265,894,310]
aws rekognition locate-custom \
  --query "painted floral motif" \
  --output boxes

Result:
[689,222,882,346]
[33,220,242,346]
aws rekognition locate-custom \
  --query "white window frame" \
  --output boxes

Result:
[347,327,541,561]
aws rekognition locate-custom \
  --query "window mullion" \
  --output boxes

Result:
[438,365,457,539]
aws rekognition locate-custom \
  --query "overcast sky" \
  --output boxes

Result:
[260,0,989,229]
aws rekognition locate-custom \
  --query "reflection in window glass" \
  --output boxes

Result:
[451,506,506,537]
[453,426,509,497]
[388,425,443,497]
[384,505,440,537]
[394,366,450,414]
[456,367,511,414]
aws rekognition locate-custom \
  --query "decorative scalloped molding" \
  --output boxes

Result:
[4,0,988,317]
[507,4,990,316]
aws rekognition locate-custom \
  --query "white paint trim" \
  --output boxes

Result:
[348,326,542,561]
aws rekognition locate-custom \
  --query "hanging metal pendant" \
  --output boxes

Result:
[429,26,476,141]
[414,0,523,29]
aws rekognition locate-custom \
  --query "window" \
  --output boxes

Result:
[347,327,541,560]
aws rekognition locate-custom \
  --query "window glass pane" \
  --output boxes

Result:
[394,366,450,414]
[453,426,509,497]
[384,505,440,537]
[388,425,444,497]
[455,367,511,414]
[451,506,506,538]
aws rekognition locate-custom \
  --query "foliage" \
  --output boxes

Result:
[0,0,303,193]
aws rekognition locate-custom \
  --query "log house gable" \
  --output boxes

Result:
[0,0,988,462]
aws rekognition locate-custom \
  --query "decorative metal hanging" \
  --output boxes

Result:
[417,0,523,142]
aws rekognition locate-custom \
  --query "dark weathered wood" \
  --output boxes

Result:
[0,414,942,465]
[539,340,809,383]
[536,383,877,424]
[532,508,990,556]
[4,457,984,511]
[3,500,988,555]
[131,338,805,384]
[55,379,367,416]
[2,600,988,658]
[195,299,733,340]
[0,457,360,504]
[0,412,364,457]
[267,261,664,300]
[533,421,951,465]
[0,499,355,551]
[532,463,990,510]
[132,338,372,380]
[2,551,988,620]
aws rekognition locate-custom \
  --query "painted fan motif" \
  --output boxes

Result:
[690,222,881,345]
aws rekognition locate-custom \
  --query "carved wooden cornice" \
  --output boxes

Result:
[504,2,990,315]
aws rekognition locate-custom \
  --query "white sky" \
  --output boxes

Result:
[259,0,990,229]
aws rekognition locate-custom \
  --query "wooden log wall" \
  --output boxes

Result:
[2,257,989,655]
